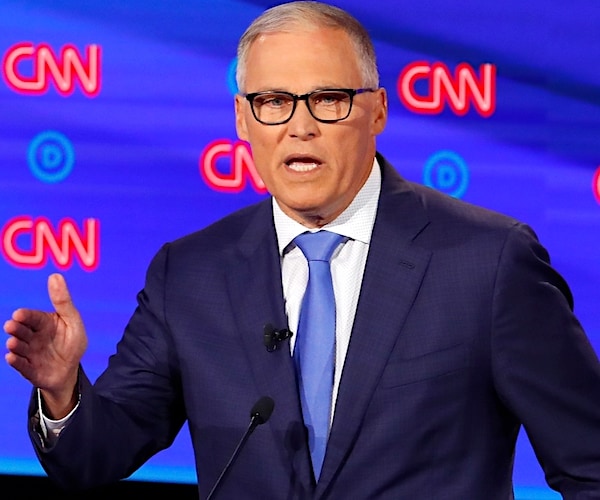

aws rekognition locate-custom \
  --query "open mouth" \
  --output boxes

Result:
[285,156,322,172]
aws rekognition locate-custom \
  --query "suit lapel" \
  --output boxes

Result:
[317,159,433,494]
[225,200,314,490]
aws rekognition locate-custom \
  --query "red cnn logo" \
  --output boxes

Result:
[2,42,101,97]
[1,216,100,271]
[200,139,267,194]
[397,61,496,117]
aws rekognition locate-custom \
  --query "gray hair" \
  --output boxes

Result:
[236,1,379,93]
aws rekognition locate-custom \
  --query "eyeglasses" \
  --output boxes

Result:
[242,88,376,125]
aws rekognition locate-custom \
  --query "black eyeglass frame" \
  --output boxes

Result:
[242,88,376,125]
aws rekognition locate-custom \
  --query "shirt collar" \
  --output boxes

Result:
[273,156,382,256]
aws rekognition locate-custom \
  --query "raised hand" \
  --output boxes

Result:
[4,273,88,418]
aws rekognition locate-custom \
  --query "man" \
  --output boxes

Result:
[4,2,600,498]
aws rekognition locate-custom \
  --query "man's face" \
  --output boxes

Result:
[235,27,387,228]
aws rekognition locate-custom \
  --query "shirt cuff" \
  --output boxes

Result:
[36,387,80,445]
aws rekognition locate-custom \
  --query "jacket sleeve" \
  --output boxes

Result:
[491,222,600,497]
[28,243,187,491]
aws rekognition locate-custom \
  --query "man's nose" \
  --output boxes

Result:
[286,99,319,139]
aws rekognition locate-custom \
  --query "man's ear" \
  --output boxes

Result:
[371,87,388,136]
[234,94,249,141]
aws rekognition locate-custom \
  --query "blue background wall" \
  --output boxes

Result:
[1,1,598,498]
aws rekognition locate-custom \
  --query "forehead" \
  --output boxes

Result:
[244,27,362,91]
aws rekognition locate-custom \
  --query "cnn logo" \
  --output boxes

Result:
[2,42,101,97]
[200,139,267,194]
[398,61,496,117]
[1,216,100,271]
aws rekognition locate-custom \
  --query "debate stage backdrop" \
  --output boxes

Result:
[1,1,599,498]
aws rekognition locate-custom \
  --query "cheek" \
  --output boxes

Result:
[331,128,370,162]
[247,142,275,185]
[246,128,283,167]
[245,121,277,147]
[247,139,270,169]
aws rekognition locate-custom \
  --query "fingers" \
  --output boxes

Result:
[5,350,40,387]
[3,273,77,345]
[5,313,47,371]
[5,349,28,370]
[5,330,29,356]
[5,336,34,383]
[4,311,38,342]
[6,308,51,337]
[5,350,27,372]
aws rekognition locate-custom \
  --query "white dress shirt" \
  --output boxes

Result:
[274,158,381,421]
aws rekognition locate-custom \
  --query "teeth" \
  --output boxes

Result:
[288,162,318,172]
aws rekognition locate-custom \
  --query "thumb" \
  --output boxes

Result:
[47,273,80,323]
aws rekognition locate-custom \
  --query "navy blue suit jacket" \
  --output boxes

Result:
[30,155,600,498]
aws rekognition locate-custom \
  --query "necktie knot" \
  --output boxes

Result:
[294,231,344,263]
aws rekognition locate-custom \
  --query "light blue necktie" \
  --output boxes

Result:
[293,230,344,481]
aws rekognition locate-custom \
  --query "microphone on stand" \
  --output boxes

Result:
[205,396,275,500]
